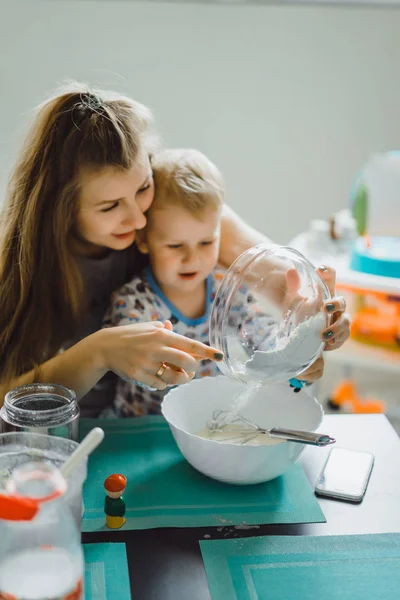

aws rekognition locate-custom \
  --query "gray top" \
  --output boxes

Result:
[68,244,147,417]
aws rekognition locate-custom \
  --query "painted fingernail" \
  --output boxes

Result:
[324,330,334,340]
[318,265,328,272]
[214,352,224,360]
[325,303,335,312]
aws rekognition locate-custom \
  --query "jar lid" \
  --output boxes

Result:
[209,244,330,384]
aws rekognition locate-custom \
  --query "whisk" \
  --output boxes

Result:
[207,410,336,446]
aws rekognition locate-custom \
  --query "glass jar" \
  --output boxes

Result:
[0,384,79,441]
[0,462,84,600]
[0,432,87,528]
[209,244,331,385]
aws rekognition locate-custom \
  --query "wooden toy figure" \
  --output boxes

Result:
[104,474,127,529]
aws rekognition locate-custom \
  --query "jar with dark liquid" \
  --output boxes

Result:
[0,384,79,441]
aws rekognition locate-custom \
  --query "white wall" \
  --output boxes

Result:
[1,0,400,243]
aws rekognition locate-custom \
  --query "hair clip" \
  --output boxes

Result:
[81,92,104,112]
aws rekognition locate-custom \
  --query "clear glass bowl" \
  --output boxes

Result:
[209,244,331,385]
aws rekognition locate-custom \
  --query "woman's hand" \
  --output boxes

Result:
[97,321,223,390]
[299,356,325,383]
[284,265,351,351]
[294,266,351,383]
[318,266,351,351]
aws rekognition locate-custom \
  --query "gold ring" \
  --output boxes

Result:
[155,363,167,379]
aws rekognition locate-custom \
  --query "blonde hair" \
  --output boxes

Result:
[0,81,156,383]
[150,148,224,218]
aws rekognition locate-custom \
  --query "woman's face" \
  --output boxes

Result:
[75,155,154,256]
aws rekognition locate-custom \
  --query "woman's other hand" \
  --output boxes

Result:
[97,321,223,390]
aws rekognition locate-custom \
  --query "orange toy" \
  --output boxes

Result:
[352,305,400,348]
[328,380,385,414]
[104,474,127,530]
[337,283,400,352]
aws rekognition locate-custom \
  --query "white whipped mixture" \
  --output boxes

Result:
[196,424,283,446]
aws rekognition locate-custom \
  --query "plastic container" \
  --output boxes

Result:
[350,236,400,279]
[0,383,79,441]
[209,244,331,384]
[0,462,84,599]
[0,432,87,528]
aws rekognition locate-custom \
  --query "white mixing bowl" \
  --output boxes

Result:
[161,376,324,485]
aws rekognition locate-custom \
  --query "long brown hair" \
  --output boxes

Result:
[0,81,155,382]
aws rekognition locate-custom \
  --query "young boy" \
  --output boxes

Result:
[103,148,232,417]
[103,149,334,418]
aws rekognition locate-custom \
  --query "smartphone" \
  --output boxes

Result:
[315,447,374,503]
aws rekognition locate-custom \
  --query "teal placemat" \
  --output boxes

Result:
[84,543,131,600]
[200,533,400,600]
[80,417,325,532]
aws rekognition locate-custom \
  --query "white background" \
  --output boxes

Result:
[1,0,400,242]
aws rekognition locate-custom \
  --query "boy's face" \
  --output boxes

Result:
[138,205,221,294]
